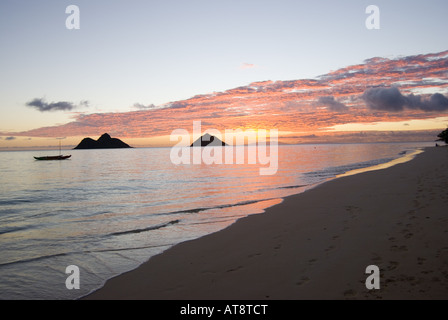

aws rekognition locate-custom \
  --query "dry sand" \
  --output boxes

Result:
[85,146,448,300]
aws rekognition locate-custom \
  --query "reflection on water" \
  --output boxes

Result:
[336,149,424,178]
[0,142,432,299]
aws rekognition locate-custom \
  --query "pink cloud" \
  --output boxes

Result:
[4,50,448,144]
[240,63,257,69]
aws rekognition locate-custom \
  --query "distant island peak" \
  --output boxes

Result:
[73,133,132,149]
[190,133,227,147]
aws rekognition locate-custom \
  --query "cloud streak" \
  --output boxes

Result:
[132,103,157,110]
[240,63,257,69]
[26,98,89,112]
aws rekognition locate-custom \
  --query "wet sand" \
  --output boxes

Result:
[85,146,448,300]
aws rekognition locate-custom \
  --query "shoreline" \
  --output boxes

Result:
[84,146,448,299]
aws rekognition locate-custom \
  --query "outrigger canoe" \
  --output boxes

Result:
[34,155,72,161]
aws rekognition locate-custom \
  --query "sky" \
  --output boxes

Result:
[0,0,447,149]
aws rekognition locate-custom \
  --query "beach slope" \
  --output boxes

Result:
[85,146,448,299]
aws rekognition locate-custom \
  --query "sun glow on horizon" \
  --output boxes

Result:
[325,116,448,132]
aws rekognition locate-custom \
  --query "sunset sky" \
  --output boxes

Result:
[0,0,447,149]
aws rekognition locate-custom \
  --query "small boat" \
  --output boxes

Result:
[34,155,71,161]
[34,141,71,161]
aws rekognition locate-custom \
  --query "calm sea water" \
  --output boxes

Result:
[0,142,432,299]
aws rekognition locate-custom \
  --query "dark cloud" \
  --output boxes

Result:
[423,93,448,111]
[169,101,189,109]
[362,87,405,111]
[133,103,157,110]
[362,87,448,112]
[317,96,348,112]
[26,98,89,112]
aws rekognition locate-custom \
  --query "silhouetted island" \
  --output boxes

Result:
[74,133,132,149]
[190,133,227,147]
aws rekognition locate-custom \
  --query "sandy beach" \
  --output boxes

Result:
[84,146,448,300]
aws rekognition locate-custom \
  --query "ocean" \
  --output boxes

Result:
[0,142,433,299]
